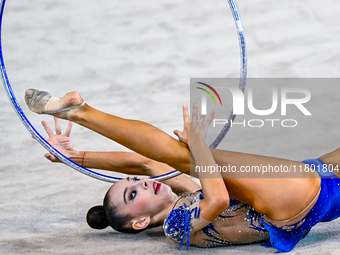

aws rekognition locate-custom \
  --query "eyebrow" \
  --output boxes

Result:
[123,187,128,204]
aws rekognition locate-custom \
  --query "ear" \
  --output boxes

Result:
[131,216,151,230]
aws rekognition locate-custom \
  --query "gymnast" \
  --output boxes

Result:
[25,89,340,252]
[38,116,270,248]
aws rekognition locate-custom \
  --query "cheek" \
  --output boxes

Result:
[134,198,150,212]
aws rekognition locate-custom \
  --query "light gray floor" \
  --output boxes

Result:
[1,0,340,254]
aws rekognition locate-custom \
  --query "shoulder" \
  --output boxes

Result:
[163,204,196,242]
[163,193,203,243]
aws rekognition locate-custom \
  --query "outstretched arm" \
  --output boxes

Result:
[41,117,201,195]
[41,117,151,175]
[70,150,200,195]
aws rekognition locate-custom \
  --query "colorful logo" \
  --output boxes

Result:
[196,82,223,106]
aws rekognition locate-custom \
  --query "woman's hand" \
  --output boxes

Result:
[190,102,215,142]
[39,117,78,162]
[174,103,215,148]
[174,104,191,148]
[174,105,190,149]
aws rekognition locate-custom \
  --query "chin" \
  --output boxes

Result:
[158,182,172,197]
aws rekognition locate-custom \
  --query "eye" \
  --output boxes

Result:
[130,190,137,200]
[127,177,140,182]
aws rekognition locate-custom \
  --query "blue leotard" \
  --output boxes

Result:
[163,159,340,252]
[163,190,269,249]
[260,158,340,252]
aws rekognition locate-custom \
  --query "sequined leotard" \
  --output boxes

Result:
[163,190,269,249]
[163,159,340,252]
[258,158,340,252]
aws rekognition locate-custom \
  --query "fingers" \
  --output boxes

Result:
[42,120,54,137]
[191,102,208,124]
[192,102,198,122]
[189,102,215,128]
[182,104,190,125]
[42,117,72,137]
[205,110,215,126]
[65,121,73,137]
[191,102,214,127]
[198,114,206,125]
[199,111,214,127]
[45,153,57,162]
[54,117,62,135]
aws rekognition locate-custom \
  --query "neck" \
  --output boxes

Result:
[150,192,180,227]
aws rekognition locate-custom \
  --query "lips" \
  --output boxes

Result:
[153,182,161,195]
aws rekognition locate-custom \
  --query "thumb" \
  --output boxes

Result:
[173,130,182,138]
[45,153,57,162]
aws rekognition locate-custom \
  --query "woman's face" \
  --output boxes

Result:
[107,177,175,220]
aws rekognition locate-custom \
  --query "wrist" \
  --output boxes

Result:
[190,138,209,157]
[190,135,205,146]
[69,151,83,164]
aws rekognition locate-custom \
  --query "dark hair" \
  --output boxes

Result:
[86,188,146,234]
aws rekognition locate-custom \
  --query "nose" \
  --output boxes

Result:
[141,179,148,189]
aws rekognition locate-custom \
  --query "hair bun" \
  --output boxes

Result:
[87,205,109,229]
